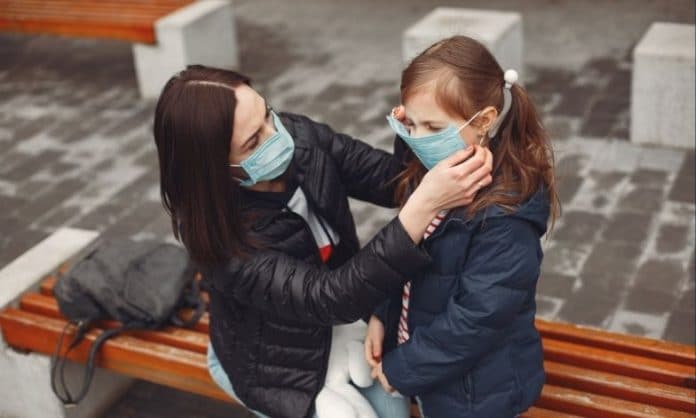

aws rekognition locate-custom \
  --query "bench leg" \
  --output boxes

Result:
[0,336,134,418]
[132,0,240,99]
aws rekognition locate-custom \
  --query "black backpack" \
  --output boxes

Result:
[51,239,205,406]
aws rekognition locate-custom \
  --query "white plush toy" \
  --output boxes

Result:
[315,321,377,418]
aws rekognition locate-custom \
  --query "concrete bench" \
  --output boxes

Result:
[1,232,693,417]
[631,22,695,149]
[0,0,239,99]
[402,7,524,80]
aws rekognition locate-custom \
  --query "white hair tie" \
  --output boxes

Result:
[488,69,518,139]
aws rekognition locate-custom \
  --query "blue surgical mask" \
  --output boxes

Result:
[230,111,295,187]
[386,111,481,170]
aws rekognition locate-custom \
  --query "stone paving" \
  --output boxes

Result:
[0,0,694,416]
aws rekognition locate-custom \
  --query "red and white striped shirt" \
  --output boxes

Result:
[397,209,449,344]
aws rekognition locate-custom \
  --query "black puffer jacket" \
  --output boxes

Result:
[201,113,432,418]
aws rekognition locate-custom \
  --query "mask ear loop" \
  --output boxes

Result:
[487,69,518,140]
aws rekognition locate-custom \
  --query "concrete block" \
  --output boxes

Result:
[631,22,695,149]
[0,227,134,418]
[403,7,523,80]
[0,228,99,310]
[133,0,240,99]
[0,342,134,418]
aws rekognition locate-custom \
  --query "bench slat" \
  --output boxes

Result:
[0,308,231,403]
[536,318,696,367]
[536,384,694,418]
[519,406,583,418]
[18,292,208,353]
[0,0,194,43]
[0,18,157,43]
[545,361,696,413]
[544,338,696,389]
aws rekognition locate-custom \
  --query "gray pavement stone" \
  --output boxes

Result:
[601,211,653,243]
[633,259,685,293]
[580,241,642,291]
[663,310,696,345]
[668,151,695,204]
[537,272,577,299]
[656,224,690,254]
[553,211,605,243]
[624,287,677,315]
[557,283,618,327]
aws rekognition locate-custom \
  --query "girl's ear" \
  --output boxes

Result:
[478,106,499,134]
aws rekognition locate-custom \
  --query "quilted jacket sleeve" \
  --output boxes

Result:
[207,217,431,326]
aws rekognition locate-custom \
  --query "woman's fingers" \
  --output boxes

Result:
[391,105,406,122]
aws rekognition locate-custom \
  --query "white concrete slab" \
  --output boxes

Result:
[0,227,99,310]
[133,0,240,99]
[631,22,695,149]
[403,7,524,80]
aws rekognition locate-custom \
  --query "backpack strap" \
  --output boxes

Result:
[50,320,134,406]
[170,276,205,328]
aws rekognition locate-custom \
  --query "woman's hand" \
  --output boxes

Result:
[398,145,493,242]
[418,145,493,210]
[364,315,385,368]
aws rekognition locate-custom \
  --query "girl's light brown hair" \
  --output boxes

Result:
[394,36,559,229]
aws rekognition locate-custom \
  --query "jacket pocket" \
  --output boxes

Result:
[464,373,475,403]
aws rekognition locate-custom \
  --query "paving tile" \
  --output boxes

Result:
[617,186,664,214]
[633,259,686,293]
[624,287,677,315]
[538,272,578,299]
[557,283,618,327]
[662,310,696,345]
[580,241,642,291]
[656,223,690,254]
[553,211,605,243]
[668,151,695,204]
[608,310,668,339]
[601,211,652,243]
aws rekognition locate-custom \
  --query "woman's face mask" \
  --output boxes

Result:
[386,110,481,170]
[230,110,295,187]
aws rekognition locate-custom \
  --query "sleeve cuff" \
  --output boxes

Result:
[377,216,432,278]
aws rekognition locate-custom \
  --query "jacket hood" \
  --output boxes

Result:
[452,186,551,237]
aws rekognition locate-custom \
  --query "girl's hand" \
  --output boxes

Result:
[364,315,385,368]
[371,362,395,393]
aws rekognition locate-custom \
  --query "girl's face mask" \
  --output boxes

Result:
[386,110,481,170]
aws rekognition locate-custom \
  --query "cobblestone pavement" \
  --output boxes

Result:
[1,0,694,416]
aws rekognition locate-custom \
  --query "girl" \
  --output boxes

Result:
[365,36,559,418]
[153,66,493,418]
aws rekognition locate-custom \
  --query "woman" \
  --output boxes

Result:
[364,36,559,418]
[153,65,493,418]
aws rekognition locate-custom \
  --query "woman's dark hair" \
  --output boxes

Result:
[395,36,559,230]
[154,65,251,264]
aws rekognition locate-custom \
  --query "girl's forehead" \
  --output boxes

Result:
[404,90,457,123]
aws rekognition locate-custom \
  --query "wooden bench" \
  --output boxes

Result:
[0,0,239,98]
[1,267,694,418]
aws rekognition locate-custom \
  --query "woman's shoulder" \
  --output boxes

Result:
[279,112,334,148]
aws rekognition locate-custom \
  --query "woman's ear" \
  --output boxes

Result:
[478,106,499,134]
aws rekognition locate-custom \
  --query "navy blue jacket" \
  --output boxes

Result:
[375,188,550,418]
